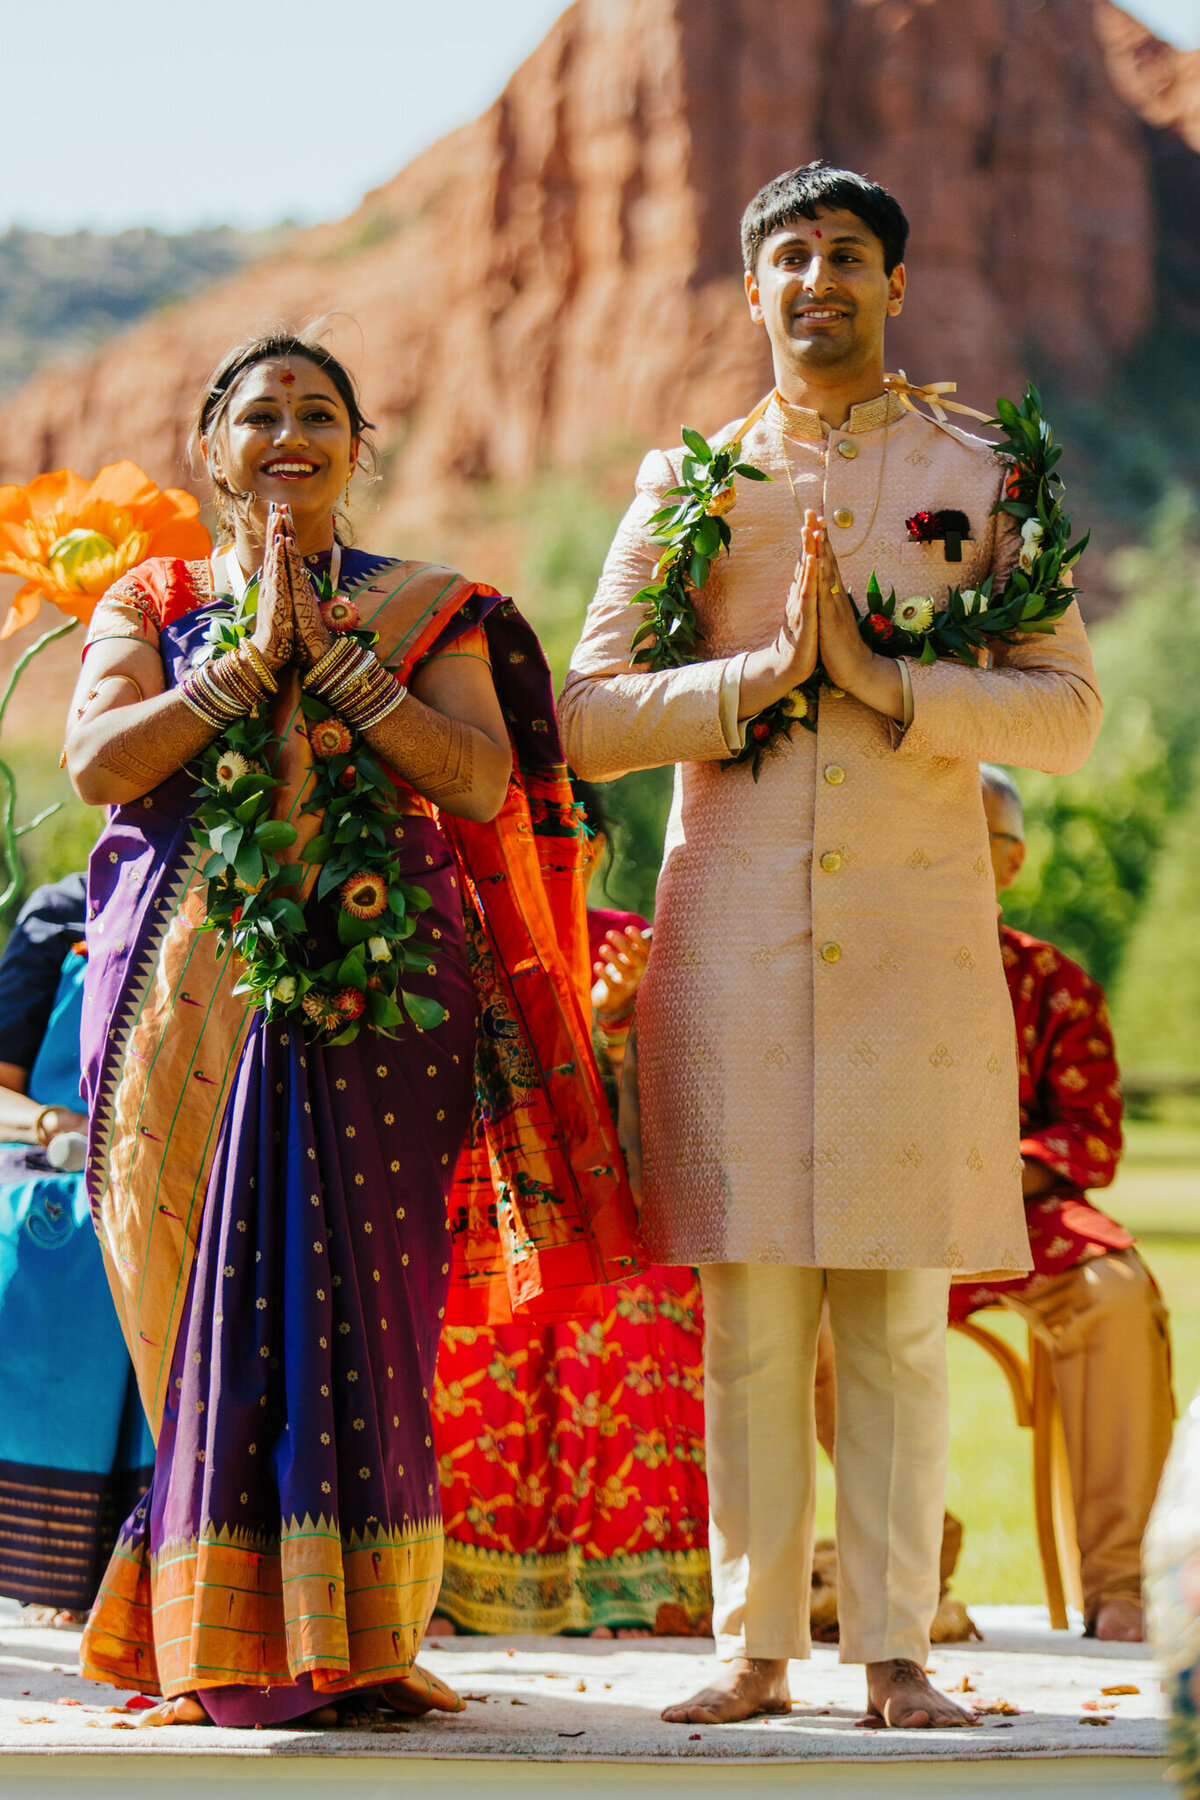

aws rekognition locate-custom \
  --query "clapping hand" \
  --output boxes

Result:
[251,504,297,673]
[258,504,333,671]
[808,509,904,720]
[592,925,651,1021]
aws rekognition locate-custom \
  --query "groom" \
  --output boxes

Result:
[560,162,1102,1726]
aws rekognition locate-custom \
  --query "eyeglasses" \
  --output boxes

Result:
[988,831,1023,846]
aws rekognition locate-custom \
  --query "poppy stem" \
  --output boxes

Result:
[0,617,79,914]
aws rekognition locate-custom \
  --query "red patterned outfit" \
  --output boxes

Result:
[430,911,711,1634]
[951,925,1173,1623]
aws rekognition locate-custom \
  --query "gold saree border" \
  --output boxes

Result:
[80,1512,443,1698]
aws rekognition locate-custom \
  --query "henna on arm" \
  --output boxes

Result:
[361,654,510,823]
[66,639,219,806]
[93,696,217,791]
[400,706,474,800]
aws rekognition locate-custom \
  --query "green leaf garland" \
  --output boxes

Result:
[630,383,1086,778]
[192,568,446,1045]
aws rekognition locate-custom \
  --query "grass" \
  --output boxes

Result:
[814,1118,1200,1605]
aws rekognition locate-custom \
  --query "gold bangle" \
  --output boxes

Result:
[34,1105,58,1147]
[238,639,278,694]
[303,639,356,691]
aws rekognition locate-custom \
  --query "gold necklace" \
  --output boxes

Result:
[777,398,892,564]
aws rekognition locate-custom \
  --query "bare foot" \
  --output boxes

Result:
[136,1694,209,1728]
[865,1659,975,1729]
[22,1605,85,1628]
[423,1614,458,1636]
[381,1665,466,1716]
[616,1627,653,1639]
[661,1657,790,1724]
[1091,1600,1145,1642]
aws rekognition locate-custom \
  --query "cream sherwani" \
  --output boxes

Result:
[561,392,1101,1276]
[560,389,1102,1664]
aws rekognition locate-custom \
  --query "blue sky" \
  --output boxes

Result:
[3,0,1197,236]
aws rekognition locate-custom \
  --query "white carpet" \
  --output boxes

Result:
[0,1604,1165,1764]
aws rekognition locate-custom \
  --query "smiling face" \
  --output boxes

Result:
[204,357,357,536]
[745,206,905,386]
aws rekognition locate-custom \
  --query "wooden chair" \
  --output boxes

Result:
[950,1316,1082,1628]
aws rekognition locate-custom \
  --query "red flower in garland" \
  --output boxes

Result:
[751,720,772,741]
[309,717,353,760]
[320,596,359,633]
[334,987,366,1020]
[341,870,388,919]
[866,612,895,640]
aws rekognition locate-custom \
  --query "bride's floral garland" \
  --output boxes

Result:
[193,569,446,1045]
[631,385,1087,777]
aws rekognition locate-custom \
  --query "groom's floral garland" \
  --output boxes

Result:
[631,385,1087,777]
[193,569,446,1045]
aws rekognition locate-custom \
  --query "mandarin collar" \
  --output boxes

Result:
[768,389,906,443]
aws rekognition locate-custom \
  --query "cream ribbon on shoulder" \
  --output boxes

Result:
[883,371,994,428]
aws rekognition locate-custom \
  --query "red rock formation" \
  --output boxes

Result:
[1097,1,1200,149]
[0,0,1193,565]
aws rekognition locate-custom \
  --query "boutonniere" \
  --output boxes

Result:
[905,509,970,561]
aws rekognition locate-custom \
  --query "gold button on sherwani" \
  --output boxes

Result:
[833,507,855,528]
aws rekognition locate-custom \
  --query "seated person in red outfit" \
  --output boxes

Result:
[949,764,1174,1642]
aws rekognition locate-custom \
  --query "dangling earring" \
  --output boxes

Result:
[344,466,354,508]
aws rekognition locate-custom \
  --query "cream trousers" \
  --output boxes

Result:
[700,1262,951,1664]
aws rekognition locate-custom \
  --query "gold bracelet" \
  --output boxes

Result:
[303,638,357,691]
[34,1104,58,1147]
[238,639,279,694]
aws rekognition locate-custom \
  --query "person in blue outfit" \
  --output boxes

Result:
[0,873,153,1620]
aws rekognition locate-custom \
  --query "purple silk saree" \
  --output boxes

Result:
[77,549,638,1716]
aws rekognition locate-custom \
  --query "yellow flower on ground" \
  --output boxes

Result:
[895,594,935,633]
[0,460,210,638]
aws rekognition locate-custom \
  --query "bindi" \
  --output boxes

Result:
[279,369,296,386]
[813,228,822,239]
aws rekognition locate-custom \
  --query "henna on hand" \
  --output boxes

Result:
[253,511,297,671]
[285,541,332,667]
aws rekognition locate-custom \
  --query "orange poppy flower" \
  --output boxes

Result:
[0,460,211,638]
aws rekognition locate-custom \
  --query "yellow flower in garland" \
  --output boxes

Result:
[0,460,210,638]
[894,594,936,634]
[341,870,389,920]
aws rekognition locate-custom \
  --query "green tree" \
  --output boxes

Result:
[1111,763,1200,1073]
[1003,490,1200,988]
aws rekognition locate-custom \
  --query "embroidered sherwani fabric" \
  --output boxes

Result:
[560,396,1102,1276]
